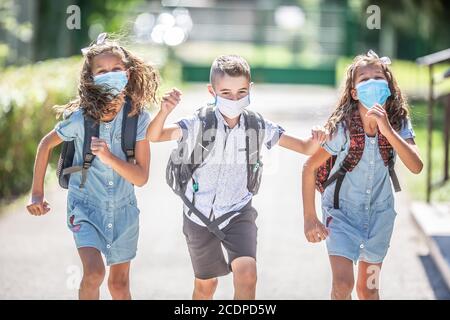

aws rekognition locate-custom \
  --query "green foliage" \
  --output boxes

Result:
[0,57,81,200]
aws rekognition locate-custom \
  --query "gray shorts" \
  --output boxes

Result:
[182,205,258,280]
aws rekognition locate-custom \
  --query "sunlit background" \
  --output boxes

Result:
[0,0,449,299]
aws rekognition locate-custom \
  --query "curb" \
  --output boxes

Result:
[411,201,450,290]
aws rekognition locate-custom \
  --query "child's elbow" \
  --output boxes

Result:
[147,133,161,143]
[135,177,148,187]
[302,159,314,173]
[136,173,149,187]
[38,135,53,152]
[145,128,156,143]
[411,161,424,175]
[146,132,154,142]
[135,180,146,187]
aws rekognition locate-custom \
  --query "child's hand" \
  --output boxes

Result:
[91,137,113,165]
[27,194,50,216]
[311,125,328,145]
[366,104,393,136]
[304,216,328,243]
[161,88,182,114]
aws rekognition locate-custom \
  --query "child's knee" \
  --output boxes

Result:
[356,282,379,300]
[232,259,257,288]
[108,276,129,294]
[332,277,354,298]
[82,266,105,288]
[194,278,218,296]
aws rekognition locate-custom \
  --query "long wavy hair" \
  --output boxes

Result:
[55,36,160,121]
[325,51,409,136]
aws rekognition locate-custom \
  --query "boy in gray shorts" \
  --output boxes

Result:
[147,55,326,299]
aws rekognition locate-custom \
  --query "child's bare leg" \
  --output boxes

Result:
[78,247,105,300]
[108,261,131,300]
[329,255,354,300]
[231,257,257,300]
[356,261,382,300]
[193,277,218,300]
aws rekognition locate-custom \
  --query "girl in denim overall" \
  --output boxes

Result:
[302,51,423,299]
[27,34,160,299]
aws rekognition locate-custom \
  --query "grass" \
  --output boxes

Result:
[405,101,450,202]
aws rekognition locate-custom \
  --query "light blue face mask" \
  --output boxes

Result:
[93,70,128,96]
[355,79,391,110]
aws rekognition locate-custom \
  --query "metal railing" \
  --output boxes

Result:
[417,48,450,203]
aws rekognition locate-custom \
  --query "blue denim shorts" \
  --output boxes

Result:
[66,189,140,266]
[322,198,397,264]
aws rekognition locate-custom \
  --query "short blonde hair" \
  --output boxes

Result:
[210,55,251,86]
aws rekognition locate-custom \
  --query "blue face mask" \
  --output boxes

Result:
[355,79,391,110]
[93,70,128,96]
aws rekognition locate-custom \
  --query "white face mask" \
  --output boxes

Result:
[215,94,250,118]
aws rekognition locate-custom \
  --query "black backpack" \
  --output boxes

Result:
[56,96,139,189]
[166,105,266,239]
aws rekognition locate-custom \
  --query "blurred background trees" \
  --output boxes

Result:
[1,0,449,67]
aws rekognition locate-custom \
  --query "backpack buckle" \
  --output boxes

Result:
[126,149,136,163]
[193,181,199,192]
[84,152,94,162]
[82,153,94,169]
[253,161,261,173]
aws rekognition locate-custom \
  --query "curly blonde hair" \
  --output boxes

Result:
[325,51,409,136]
[55,36,160,121]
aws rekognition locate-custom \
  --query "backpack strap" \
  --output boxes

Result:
[184,106,217,217]
[189,105,217,174]
[378,130,401,192]
[80,116,99,188]
[62,114,99,188]
[121,96,139,164]
[341,110,366,172]
[388,157,401,192]
[243,110,265,191]
[323,110,365,208]
[181,191,252,240]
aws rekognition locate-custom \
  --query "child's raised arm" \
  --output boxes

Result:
[147,88,183,142]
[302,147,331,243]
[278,126,328,155]
[27,130,63,216]
[366,104,423,174]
